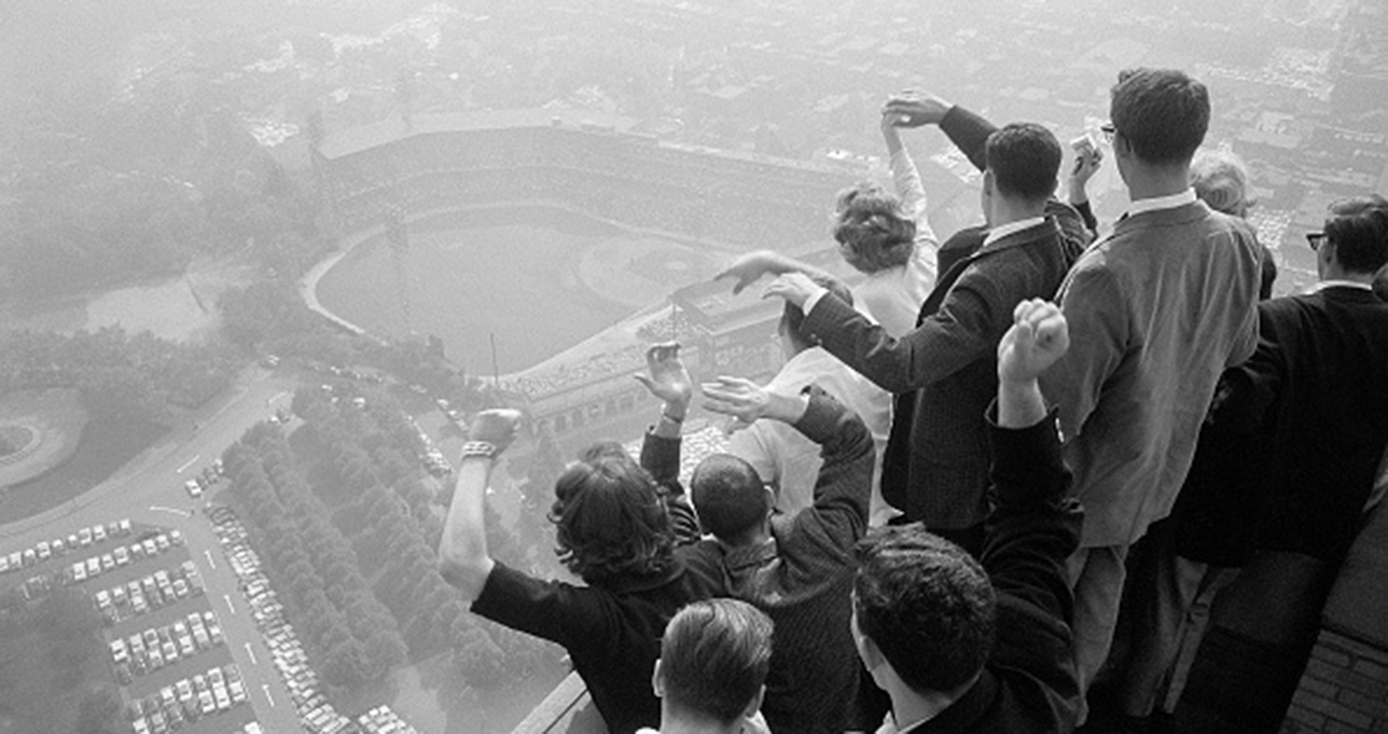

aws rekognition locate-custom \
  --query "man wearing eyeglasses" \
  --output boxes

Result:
[1164,195,1388,732]
[1034,68,1263,727]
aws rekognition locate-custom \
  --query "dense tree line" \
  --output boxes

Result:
[1,1,324,305]
[223,388,561,696]
[0,326,240,421]
[291,387,562,688]
[224,423,409,691]
[0,586,123,734]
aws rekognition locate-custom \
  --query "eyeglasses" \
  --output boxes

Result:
[1100,122,1117,144]
[1306,232,1329,251]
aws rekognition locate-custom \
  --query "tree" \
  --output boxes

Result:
[75,686,125,734]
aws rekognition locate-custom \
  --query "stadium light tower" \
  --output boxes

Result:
[385,204,414,334]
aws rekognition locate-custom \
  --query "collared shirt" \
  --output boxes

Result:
[1306,279,1375,294]
[1125,188,1197,218]
[726,347,894,524]
[980,216,1046,249]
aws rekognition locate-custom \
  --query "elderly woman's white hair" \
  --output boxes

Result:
[1190,149,1254,218]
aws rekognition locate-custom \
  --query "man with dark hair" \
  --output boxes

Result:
[643,599,775,734]
[1168,195,1388,732]
[757,93,1085,557]
[1035,67,1262,724]
[726,277,893,523]
[1108,67,1209,165]
[637,348,877,733]
[986,122,1065,201]
[853,298,1083,733]
[438,346,723,734]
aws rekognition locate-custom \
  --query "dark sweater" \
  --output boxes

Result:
[657,389,876,734]
[912,408,1084,733]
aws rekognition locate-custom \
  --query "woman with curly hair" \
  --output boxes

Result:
[829,113,941,335]
[718,109,939,337]
[438,344,723,734]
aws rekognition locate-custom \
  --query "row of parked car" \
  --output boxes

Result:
[74,530,182,585]
[0,518,134,575]
[128,661,249,734]
[356,706,421,734]
[108,606,225,682]
[210,505,416,734]
[184,458,226,499]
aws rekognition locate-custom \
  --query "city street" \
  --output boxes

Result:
[0,369,305,734]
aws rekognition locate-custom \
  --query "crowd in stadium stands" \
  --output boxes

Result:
[323,126,838,247]
[428,68,1388,734]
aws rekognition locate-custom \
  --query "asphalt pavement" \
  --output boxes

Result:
[0,370,305,733]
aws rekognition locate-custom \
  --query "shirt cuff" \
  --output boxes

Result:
[802,284,831,316]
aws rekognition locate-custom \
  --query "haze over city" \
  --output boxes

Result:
[1,1,1385,733]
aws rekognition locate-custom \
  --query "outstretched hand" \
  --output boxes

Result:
[702,376,773,432]
[997,299,1069,384]
[761,272,820,309]
[716,251,787,295]
[634,342,693,407]
[468,409,523,456]
[881,90,952,128]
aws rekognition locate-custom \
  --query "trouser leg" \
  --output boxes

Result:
[1113,526,1206,717]
[1068,544,1129,725]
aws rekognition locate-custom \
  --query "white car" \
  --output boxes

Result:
[71,562,86,582]
[227,679,246,704]
[185,479,202,498]
[113,547,129,566]
[92,525,106,543]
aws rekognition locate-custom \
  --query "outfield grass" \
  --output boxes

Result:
[315,205,715,374]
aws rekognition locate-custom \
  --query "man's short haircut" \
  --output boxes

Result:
[690,454,768,543]
[853,524,996,694]
[832,183,917,274]
[1191,149,1254,217]
[1110,68,1210,166]
[985,123,1062,202]
[781,277,854,351]
[1324,194,1388,274]
[660,599,774,726]
[549,456,674,584]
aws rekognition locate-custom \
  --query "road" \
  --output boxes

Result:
[0,369,304,734]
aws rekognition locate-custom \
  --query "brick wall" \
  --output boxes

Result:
[1282,629,1388,733]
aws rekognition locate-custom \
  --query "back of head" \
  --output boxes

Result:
[549,457,674,585]
[1191,150,1253,217]
[660,599,774,726]
[853,524,996,695]
[781,277,854,352]
[1324,194,1388,275]
[984,122,1062,203]
[691,454,769,545]
[832,183,917,275]
[1110,68,1210,166]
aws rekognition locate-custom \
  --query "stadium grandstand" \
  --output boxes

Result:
[314,108,970,449]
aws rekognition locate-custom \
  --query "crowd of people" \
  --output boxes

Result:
[436,67,1388,734]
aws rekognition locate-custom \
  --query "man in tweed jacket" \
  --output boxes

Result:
[764,93,1085,556]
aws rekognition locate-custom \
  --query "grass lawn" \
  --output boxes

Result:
[0,414,167,522]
